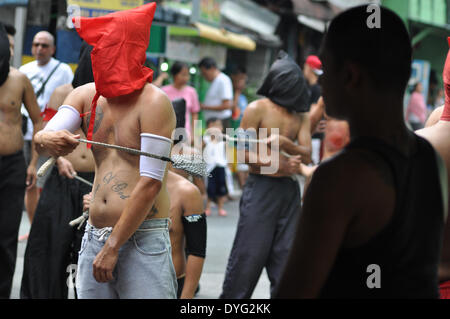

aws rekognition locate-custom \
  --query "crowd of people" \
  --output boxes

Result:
[0,2,449,300]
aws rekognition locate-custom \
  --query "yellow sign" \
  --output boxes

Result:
[67,0,144,17]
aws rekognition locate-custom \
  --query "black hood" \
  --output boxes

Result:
[0,23,10,86]
[257,51,310,113]
[72,41,94,88]
[172,97,186,145]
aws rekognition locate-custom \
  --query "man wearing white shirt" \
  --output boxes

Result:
[19,31,73,225]
[199,57,234,130]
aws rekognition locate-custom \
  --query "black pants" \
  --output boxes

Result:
[207,166,228,201]
[220,174,301,299]
[20,168,94,299]
[0,151,26,298]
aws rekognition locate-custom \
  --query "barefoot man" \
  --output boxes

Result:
[34,3,178,298]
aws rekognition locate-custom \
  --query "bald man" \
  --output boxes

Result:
[416,40,450,299]
[19,31,73,225]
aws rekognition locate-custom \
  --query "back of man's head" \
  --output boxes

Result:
[72,41,94,88]
[3,23,15,36]
[323,5,411,94]
[0,23,10,86]
[199,57,217,70]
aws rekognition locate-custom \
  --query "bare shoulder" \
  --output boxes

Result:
[69,82,96,97]
[54,83,74,97]
[139,83,176,136]
[241,99,266,129]
[9,67,29,83]
[63,83,96,113]
[246,98,267,112]
[178,178,203,216]
[48,84,74,110]
[141,83,173,110]
[424,105,444,128]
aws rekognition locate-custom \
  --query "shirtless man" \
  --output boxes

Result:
[34,3,178,298]
[416,41,450,298]
[276,6,445,298]
[220,51,312,299]
[21,42,96,299]
[0,24,42,298]
[166,170,206,299]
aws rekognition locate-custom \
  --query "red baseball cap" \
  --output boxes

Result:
[73,3,156,145]
[305,55,323,76]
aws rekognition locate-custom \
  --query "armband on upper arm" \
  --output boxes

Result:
[43,105,82,133]
[140,133,173,181]
[182,213,207,258]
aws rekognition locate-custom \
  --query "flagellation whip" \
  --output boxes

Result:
[37,138,209,179]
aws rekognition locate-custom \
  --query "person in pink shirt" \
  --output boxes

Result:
[405,82,427,130]
[162,62,200,142]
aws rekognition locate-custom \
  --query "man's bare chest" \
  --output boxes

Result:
[82,103,141,159]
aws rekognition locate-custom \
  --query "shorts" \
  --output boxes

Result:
[76,218,177,299]
[207,166,228,200]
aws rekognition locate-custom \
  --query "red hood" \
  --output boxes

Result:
[72,2,156,145]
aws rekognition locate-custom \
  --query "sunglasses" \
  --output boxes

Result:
[32,42,50,49]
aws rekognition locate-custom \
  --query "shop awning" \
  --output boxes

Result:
[169,22,256,51]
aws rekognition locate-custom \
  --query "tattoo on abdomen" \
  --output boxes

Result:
[102,171,130,200]
[148,205,158,218]
[91,184,100,202]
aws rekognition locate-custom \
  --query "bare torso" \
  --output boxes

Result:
[48,84,95,172]
[0,68,27,155]
[77,83,170,228]
[245,98,305,176]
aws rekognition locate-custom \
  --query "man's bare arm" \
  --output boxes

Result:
[309,97,325,134]
[22,73,43,187]
[181,186,205,299]
[295,112,312,164]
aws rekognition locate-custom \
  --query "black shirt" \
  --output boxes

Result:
[319,135,445,298]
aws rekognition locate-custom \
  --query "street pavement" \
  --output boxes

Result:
[10,189,271,299]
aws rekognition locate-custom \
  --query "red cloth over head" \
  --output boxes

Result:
[440,37,450,121]
[72,3,156,146]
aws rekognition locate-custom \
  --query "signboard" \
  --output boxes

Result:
[66,0,144,17]
[164,0,222,27]
[0,0,28,5]
[166,36,226,69]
